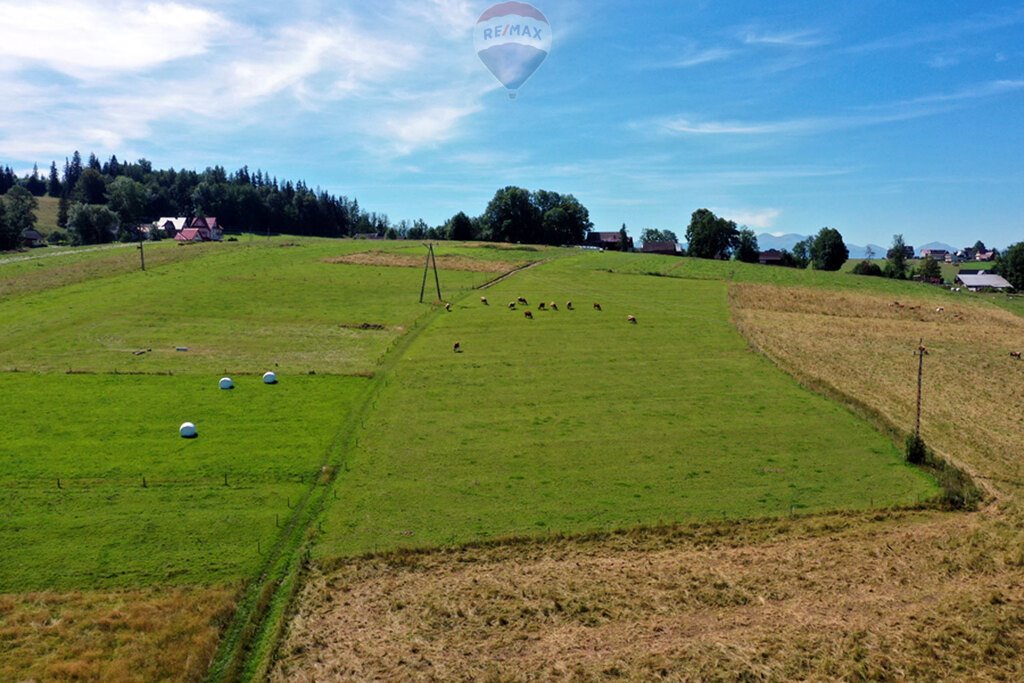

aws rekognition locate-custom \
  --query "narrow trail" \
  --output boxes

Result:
[477,258,548,290]
[206,259,547,682]
[0,242,134,266]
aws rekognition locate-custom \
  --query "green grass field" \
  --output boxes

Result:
[1,239,961,677]
[0,238,534,596]
[316,253,938,558]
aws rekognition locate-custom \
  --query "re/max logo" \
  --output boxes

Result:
[482,24,543,41]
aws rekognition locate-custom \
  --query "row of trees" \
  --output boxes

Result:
[2,154,595,248]
[682,209,849,270]
[3,152,394,245]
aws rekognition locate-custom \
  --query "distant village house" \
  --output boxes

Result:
[156,217,223,242]
[586,232,634,251]
[20,228,47,248]
[641,241,682,256]
[758,249,786,266]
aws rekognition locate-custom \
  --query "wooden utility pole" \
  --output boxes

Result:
[916,338,927,437]
[419,244,431,303]
[419,243,443,303]
[138,238,146,271]
[430,244,442,302]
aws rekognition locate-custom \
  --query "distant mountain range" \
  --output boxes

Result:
[755,233,886,260]
[754,235,972,259]
[675,233,988,259]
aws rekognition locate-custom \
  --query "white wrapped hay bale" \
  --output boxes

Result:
[219,377,234,390]
[263,371,277,385]
[179,422,197,438]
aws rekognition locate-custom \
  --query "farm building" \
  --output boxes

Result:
[955,273,1014,292]
[20,228,47,248]
[642,241,682,255]
[156,217,188,238]
[173,217,222,242]
[585,232,634,251]
[759,249,786,266]
[921,248,949,261]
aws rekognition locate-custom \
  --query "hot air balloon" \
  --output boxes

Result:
[474,2,551,99]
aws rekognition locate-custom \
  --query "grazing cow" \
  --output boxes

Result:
[508,301,516,310]
[538,302,547,311]
[524,310,533,319]
[550,302,558,311]
[593,303,602,311]
[518,297,528,305]
[935,307,945,313]
[1012,351,1022,360]
[627,315,637,324]
[445,302,452,312]
[481,296,489,305]
[566,301,574,310]
[453,342,461,353]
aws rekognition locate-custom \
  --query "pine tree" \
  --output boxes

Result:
[57,193,70,228]
[87,153,101,171]
[48,161,62,197]
[66,152,84,190]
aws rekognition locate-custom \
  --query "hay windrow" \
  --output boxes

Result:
[324,251,521,273]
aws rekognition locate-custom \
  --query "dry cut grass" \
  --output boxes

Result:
[324,250,521,273]
[273,510,1024,681]
[730,284,1024,500]
[0,585,236,682]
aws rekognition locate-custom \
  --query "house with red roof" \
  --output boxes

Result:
[173,217,222,242]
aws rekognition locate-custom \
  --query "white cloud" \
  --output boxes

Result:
[667,48,736,69]
[742,29,826,48]
[0,1,227,78]
[657,80,1024,137]
[714,208,783,229]
[380,103,482,155]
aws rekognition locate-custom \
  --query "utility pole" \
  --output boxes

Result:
[419,243,443,303]
[430,244,442,302]
[138,235,146,271]
[915,338,927,437]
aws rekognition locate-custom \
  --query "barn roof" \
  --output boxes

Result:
[175,228,203,241]
[642,241,681,253]
[956,273,1013,289]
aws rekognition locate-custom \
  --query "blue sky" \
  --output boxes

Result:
[1,0,1021,248]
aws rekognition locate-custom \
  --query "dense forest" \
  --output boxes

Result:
[0,153,593,249]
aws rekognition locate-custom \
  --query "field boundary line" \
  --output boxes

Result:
[477,258,549,290]
[727,284,994,506]
[207,261,545,681]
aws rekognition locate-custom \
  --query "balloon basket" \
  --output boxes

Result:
[508,91,518,100]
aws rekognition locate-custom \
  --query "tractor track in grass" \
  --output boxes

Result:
[205,259,548,682]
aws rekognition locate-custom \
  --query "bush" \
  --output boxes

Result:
[905,433,981,510]
[906,434,927,465]
[851,260,883,277]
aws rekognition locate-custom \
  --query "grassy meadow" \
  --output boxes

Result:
[317,253,937,558]
[0,237,539,677]
[4,238,996,679]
